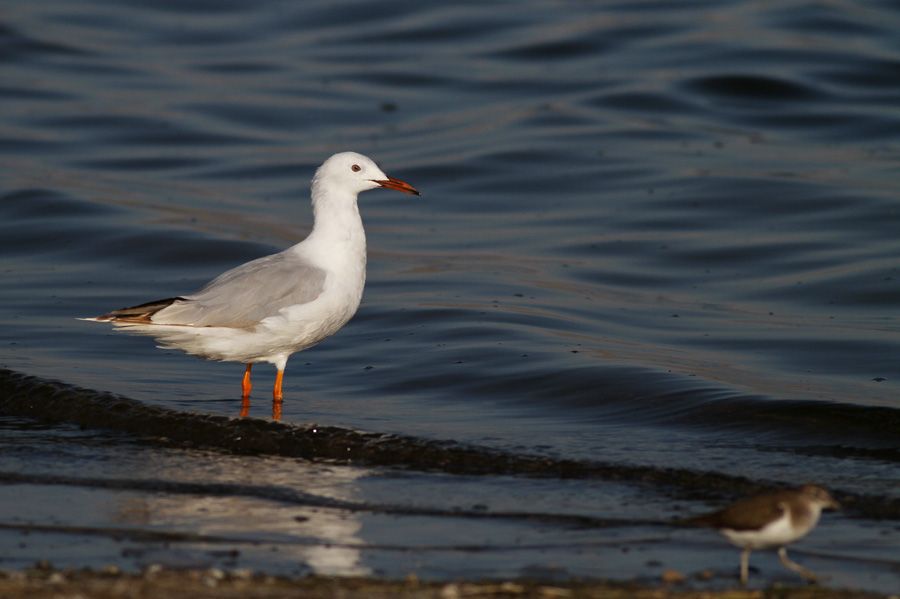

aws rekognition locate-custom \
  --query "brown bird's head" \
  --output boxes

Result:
[798,484,840,510]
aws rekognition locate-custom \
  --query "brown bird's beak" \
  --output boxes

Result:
[374,176,420,196]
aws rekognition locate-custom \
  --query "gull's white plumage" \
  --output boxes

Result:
[83,151,419,413]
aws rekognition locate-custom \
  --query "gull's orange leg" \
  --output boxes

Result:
[272,369,284,421]
[273,369,284,401]
[242,364,253,398]
[240,364,253,418]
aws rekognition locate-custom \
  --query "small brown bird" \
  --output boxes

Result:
[688,484,840,584]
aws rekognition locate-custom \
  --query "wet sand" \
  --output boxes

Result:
[1,370,897,594]
[0,567,892,599]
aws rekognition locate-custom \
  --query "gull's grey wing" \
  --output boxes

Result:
[151,251,326,328]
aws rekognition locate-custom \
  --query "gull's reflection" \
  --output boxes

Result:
[113,458,371,576]
[238,396,282,420]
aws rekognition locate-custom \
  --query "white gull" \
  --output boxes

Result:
[82,151,419,418]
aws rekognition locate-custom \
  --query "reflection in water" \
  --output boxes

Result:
[113,465,371,576]
[238,396,282,420]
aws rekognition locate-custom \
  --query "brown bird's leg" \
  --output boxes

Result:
[272,369,284,421]
[240,364,252,417]
[740,547,751,585]
[778,547,817,582]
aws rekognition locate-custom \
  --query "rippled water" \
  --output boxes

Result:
[1,0,898,591]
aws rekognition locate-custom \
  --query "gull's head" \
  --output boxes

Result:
[314,151,419,198]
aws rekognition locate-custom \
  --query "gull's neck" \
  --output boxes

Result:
[301,181,367,261]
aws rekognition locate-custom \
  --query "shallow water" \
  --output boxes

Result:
[1,0,898,591]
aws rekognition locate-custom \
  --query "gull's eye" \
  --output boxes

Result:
[351,164,361,172]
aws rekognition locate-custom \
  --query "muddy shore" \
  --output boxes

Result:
[0,566,893,599]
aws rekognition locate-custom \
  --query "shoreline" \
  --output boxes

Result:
[0,566,893,599]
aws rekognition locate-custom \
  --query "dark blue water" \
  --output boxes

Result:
[1,0,898,591]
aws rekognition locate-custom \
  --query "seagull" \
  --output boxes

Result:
[688,484,840,585]
[82,152,419,419]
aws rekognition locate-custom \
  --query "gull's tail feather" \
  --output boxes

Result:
[80,297,186,324]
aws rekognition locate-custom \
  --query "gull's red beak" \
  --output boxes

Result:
[374,176,419,196]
